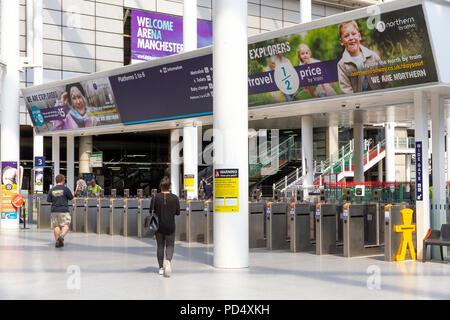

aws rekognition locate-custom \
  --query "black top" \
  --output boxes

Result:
[151,192,180,235]
[47,185,74,212]
[204,184,213,200]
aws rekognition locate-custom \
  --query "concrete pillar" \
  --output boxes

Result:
[385,122,396,182]
[183,0,197,52]
[414,90,430,261]
[79,136,92,174]
[301,116,313,191]
[327,126,339,163]
[353,111,364,182]
[170,129,181,196]
[52,136,60,185]
[66,135,75,191]
[32,0,44,193]
[300,0,312,23]
[405,154,411,192]
[0,0,20,229]
[183,125,199,200]
[447,117,450,187]
[378,160,383,182]
[431,92,447,258]
[213,0,248,268]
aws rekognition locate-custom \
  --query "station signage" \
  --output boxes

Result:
[24,4,438,134]
[131,10,213,62]
[89,152,103,168]
[415,141,423,201]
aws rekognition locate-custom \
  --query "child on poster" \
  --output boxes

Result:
[337,20,392,94]
[297,43,337,97]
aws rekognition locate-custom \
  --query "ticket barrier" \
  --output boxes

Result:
[266,202,289,250]
[124,199,139,237]
[384,204,416,262]
[186,200,205,243]
[204,201,214,245]
[249,202,266,248]
[342,203,383,257]
[111,199,125,236]
[290,203,315,252]
[98,198,111,234]
[138,198,151,238]
[74,198,86,232]
[85,198,98,233]
[315,203,343,255]
[37,198,52,229]
[175,200,187,241]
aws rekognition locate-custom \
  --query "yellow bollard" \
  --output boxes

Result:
[393,208,416,261]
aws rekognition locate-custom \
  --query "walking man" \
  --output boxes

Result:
[47,174,74,248]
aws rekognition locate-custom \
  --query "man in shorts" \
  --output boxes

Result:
[47,174,74,248]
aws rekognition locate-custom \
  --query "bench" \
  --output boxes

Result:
[423,224,450,262]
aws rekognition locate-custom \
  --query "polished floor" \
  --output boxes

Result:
[0,226,449,300]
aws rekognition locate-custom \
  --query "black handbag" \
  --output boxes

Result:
[144,196,159,237]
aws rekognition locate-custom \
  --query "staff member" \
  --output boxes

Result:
[47,174,74,248]
[88,179,101,197]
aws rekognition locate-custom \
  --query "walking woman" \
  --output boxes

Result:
[152,176,180,277]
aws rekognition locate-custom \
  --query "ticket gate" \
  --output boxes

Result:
[249,202,266,248]
[204,201,214,245]
[343,203,383,257]
[138,198,151,238]
[37,198,52,229]
[186,200,205,243]
[74,198,86,232]
[384,204,416,262]
[124,199,139,237]
[111,199,125,236]
[290,203,315,252]
[315,203,343,255]
[266,202,289,250]
[98,198,111,234]
[85,198,98,233]
[175,200,187,241]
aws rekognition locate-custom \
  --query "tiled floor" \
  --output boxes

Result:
[0,226,449,300]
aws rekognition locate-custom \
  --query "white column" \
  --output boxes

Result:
[300,0,312,23]
[52,136,60,185]
[183,125,199,200]
[66,136,75,191]
[0,0,20,229]
[447,117,450,187]
[79,136,92,174]
[431,93,446,259]
[183,0,197,52]
[213,0,248,268]
[405,154,411,192]
[385,122,396,182]
[378,160,383,182]
[327,126,339,163]
[414,90,430,260]
[353,111,364,182]
[170,129,181,196]
[33,0,44,194]
[301,116,313,193]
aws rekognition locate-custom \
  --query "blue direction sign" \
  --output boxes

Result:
[34,156,46,168]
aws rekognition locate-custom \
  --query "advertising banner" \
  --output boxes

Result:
[131,10,213,61]
[214,169,239,213]
[1,162,18,220]
[248,5,437,107]
[109,54,213,125]
[25,77,122,134]
[34,156,45,193]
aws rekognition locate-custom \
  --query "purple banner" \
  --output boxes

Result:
[248,60,339,95]
[40,104,70,122]
[131,10,212,61]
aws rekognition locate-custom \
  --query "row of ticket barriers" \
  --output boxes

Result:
[36,188,415,261]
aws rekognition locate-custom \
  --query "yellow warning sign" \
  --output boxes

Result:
[393,208,417,261]
[184,174,195,192]
[214,169,239,213]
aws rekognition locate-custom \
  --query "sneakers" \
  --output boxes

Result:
[55,236,64,248]
[163,260,172,277]
[158,268,164,275]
